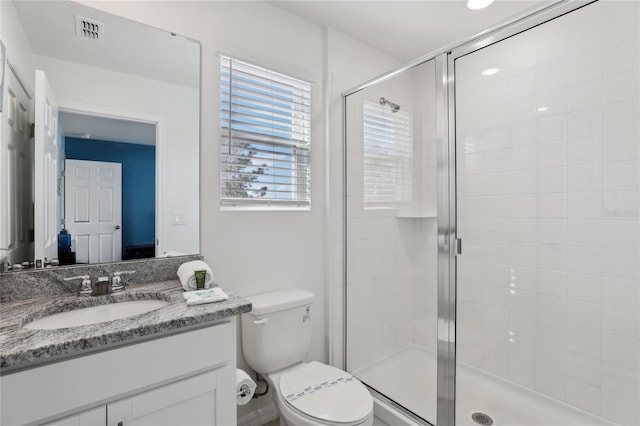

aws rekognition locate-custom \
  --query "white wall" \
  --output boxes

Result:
[33,54,200,257]
[456,2,639,424]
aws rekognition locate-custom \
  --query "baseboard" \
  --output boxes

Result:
[237,403,279,426]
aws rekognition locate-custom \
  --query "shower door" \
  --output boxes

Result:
[453,2,639,426]
[344,59,441,424]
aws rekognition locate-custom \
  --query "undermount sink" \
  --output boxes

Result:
[24,300,168,330]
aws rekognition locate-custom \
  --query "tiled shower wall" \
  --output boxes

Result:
[344,60,439,371]
[456,2,639,424]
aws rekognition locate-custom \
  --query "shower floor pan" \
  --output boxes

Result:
[353,345,615,426]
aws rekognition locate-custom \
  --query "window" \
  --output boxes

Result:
[220,56,311,208]
[363,101,413,207]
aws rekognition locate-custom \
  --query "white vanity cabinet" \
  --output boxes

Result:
[1,322,236,426]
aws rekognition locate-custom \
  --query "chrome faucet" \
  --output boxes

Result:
[64,275,92,295]
[111,271,136,292]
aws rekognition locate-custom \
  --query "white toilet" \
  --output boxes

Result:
[241,289,374,426]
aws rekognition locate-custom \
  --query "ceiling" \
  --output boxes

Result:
[270,0,553,62]
[59,111,157,146]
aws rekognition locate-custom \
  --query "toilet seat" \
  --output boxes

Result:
[278,361,373,424]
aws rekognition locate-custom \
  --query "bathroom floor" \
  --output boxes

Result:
[354,345,611,426]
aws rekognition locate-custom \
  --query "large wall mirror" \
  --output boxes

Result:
[0,0,200,270]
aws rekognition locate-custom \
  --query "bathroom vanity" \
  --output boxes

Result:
[0,277,251,425]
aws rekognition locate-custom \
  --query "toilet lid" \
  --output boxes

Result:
[279,361,372,424]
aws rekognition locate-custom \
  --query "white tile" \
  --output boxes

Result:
[510,313,536,340]
[536,343,567,374]
[508,170,537,194]
[566,378,602,415]
[566,352,601,387]
[567,192,602,219]
[537,167,566,193]
[568,135,603,165]
[603,100,639,133]
[567,272,602,303]
[603,248,639,281]
[508,336,536,364]
[536,219,567,245]
[463,152,485,175]
[603,160,639,191]
[510,71,536,99]
[567,108,603,139]
[567,246,602,276]
[602,219,639,250]
[511,120,537,147]
[536,87,567,117]
[509,289,537,318]
[603,130,640,162]
[603,69,639,105]
[510,194,537,218]
[567,299,602,331]
[538,141,567,168]
[602,334,639,370]
[508,358,536,388]
[510,242,537,267]
[484,173,510,195]
[537,193,567,219]
[484,195,510,217]
[509,218,537,243]
[602,362,640,399]
[601,391,640,426]
[537,269,567,297]
[484,126,511,151]
[484,351,509,378]
[509,145,538,170]
[603,190,639,219]
[485,149,510,173]
[537,60,567,92]
[566,51,603,84]
[537,293,566,323]
[566,325,601,358]
[568,79,603,111]
[567,164,603,192]
[535,367,566,401]
[537,243,567,271]
[538,115,567,144]
[567,219,603,248]
[603,37,640,75]
[602,278,639,310]
[536,319,566,347]
[602,305,639,340]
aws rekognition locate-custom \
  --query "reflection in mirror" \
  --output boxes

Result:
[0,0,200,270]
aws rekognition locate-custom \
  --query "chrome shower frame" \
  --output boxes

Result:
[342,1,597,425]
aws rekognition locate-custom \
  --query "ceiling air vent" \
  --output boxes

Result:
[75,16,104,41]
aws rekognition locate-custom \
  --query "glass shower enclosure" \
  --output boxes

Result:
[343,1,639,425]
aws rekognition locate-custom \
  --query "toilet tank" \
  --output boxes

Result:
[241,289,315,374]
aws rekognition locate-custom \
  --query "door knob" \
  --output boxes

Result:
[115,225,121,230]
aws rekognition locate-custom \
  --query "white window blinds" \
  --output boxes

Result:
[220,55,311,207]
[363,101,413,206]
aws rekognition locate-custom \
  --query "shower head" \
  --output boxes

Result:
[379,97,400,113]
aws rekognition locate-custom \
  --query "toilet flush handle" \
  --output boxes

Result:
[253,318,268,325]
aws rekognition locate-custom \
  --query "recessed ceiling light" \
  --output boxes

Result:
[537,106,549,112]
[467,0,495,10]
[481,67,500,76]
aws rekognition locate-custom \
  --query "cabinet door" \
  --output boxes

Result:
[44,406,106,426]
[107,367,233,426]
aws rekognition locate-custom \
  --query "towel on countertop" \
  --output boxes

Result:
[183,288,229,306]
[177,260,215,291]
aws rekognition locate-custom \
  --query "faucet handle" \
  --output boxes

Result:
[111,270,136,292]
[64,275,92,295]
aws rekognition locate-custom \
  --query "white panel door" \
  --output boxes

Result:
[107,369,224,426]
[34,70,63,261]
[65,159,122,263]
[1,64,32,264]
[43,406,106,426]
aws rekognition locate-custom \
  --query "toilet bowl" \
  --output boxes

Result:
[267,362,373,426]
[241,289,374,426]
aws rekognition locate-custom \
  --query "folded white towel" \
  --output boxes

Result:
[177,260,214,291]
[183,288,229,306]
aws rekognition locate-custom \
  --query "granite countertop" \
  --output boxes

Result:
[0,280,251,374]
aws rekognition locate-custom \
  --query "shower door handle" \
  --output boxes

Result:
[453,238,462,256]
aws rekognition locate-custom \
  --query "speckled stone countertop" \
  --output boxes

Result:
[0,280,251,374]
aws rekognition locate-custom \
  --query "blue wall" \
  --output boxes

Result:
[65,138,155,250]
